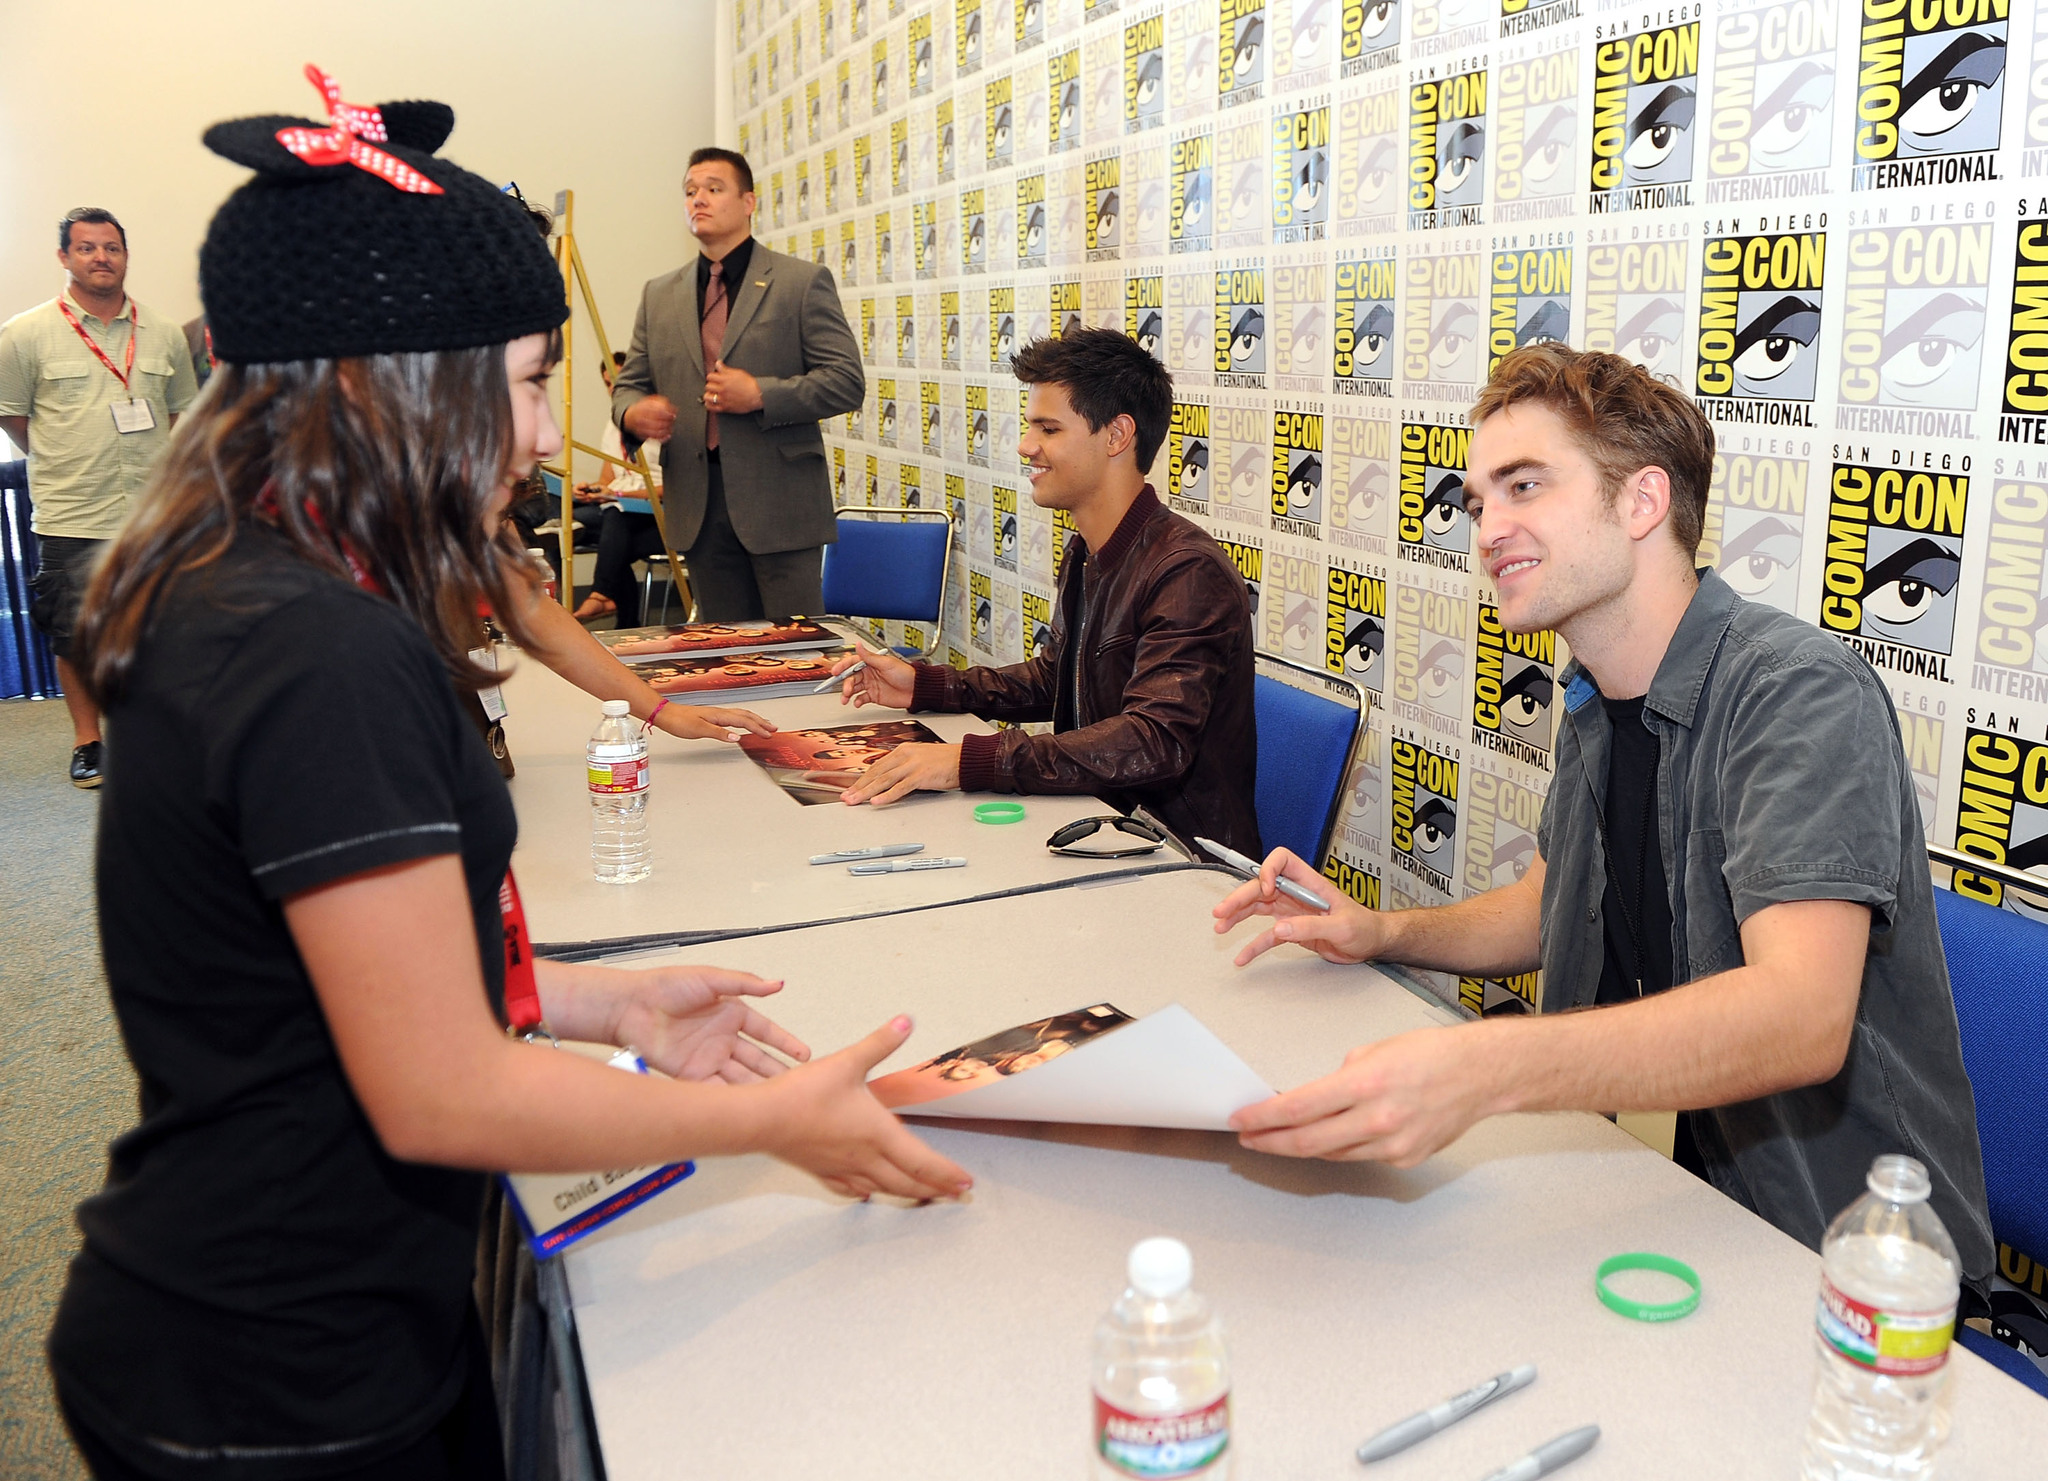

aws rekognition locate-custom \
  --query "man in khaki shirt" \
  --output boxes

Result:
[0,207,197,786]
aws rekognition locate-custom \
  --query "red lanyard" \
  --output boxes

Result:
[254,480,543,1034]
[57,295,136,393]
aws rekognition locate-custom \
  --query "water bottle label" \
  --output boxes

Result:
[1094,1392,1230,1478]
[588,758,649,793]
[1817,1276,1955,1376]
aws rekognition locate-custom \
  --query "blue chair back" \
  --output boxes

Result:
[1253,659,1366,867]
[821,512,950,627]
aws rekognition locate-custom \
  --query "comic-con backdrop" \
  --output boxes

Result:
[727,0,2048,1019]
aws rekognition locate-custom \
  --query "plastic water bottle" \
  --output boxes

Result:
[1092,1238,1231,1480]
[1800,1155,1960,1480]
[587,699,650,884]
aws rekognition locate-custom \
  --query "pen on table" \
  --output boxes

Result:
[1476,1425,1600,1481]
[1356,1364,1537,1463]
[809,843,926,865]
[848,856,967,874]
[1194,837,1333,913]
[813,659,867,694]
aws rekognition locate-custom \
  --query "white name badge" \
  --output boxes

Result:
[502,1045,696,1258]
[110,397,156,434]
[468,646,508,722]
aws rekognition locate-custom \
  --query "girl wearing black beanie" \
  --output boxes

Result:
[54,66,967,1481]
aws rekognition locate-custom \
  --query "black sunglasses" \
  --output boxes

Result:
[1046,814,1167,859]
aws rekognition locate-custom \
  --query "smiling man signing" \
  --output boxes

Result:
[1214,344,1994,1283]
[825,328,1259,855]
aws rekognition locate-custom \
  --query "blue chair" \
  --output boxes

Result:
[1931,880,2048,1399]
[1252,655,1368,869]
[819,508,952,657]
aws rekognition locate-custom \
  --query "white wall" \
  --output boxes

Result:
[0,0,722,477]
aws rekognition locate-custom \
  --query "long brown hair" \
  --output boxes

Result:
[75,340,552,703]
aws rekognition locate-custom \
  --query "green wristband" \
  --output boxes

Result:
[1595,1253,1702,1323]
[973,801,1027,824]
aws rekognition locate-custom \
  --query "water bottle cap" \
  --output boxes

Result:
[602,699,632,717]
[1128,1237,1192,1298]
[1867,1154,1933,1205]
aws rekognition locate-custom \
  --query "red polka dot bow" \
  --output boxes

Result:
[274,64,445,195]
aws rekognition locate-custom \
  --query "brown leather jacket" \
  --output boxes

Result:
[910,486,1259,854]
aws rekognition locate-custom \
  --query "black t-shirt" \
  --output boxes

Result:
[49,528,517,1478]
[1594,693,1707,1178]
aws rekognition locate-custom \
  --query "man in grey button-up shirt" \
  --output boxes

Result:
[1215,345,1993,1285]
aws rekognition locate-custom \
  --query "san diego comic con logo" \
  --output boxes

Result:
[1464,767,1543,894]
[1487,244,1572,375]
[1950,727,2048,917]
[1341,0,1401,76]
[1167,399,1212,513]
[1968,480,2048,702]
[1587,21,1699,213]
[1127,272,1165,361]
[1220,0,1269,108]
[1492,45,1578,223]
[1470,604,1557,767]
[1325,563,1387,696]
[1263,546,1324,662]
[1334,253,1397,395]
[1127,11,1167,131]
[1327,413,1393,550]
[1219,537,1266,624]
[1215,265,1268,385]
[1271,255,1328,390]
[1272,407,1325,535]
[1170,127,1214,253]
[1389,580,1469,729]
[1705,0,1837,204]
[1838,224,1991,438]
[1389,735,1460,893]
[1852,0,2008,192]
[1584,238,1688,387]
[1701,450,1811,614]
[1397,420,1472,570]
[1408,65,1488,230]
[1335,84,1403,235]
[1274,100,1332,243]
[1819,460,1969,681]
[1018,173,1048,268]
[1404,248,1485,392]
[1696,228,1827,425]
[1087,151,1123,260]
[1997,216,2048,447]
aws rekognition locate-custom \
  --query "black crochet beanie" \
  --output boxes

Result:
[199,66,567,364]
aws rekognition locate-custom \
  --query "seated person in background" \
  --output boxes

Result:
[826,328,1259,855]
[1213,345,1995,1290]
[569,351,651,621]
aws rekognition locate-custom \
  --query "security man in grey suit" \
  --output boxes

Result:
[614,147,864,621]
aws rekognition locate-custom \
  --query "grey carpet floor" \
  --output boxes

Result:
[0,698,132,1480]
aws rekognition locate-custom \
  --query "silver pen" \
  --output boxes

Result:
[1356,1364,1537,1463]
[1195,837,1334,912]
[813,659,868,693]
[848,855,967,874]
[1477,1425,1600,1481]
[809,843,926,865]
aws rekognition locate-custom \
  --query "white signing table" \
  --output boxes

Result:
[558,869,2048,1479]
[497,651,1192,949]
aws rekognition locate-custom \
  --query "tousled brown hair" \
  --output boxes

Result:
[1472,344,1715,555]
[74,343,552,704]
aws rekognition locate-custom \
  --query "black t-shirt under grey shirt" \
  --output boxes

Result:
[49,528,516,1477]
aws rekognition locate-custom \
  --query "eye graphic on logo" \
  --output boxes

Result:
[1343,616,1383,675]
[1232,17,1264,81]
[1414,795,1457,856]
[1288,453,1322,512]
[1232,307,1265,364]
[1489,829,1536,888]
[1026,206,1046,252]
[1617,297,1683,372]
[1296,150,1329,215]
[1861,538,1962,628]
[1284,596,1318,655]
[1518,298,1569,348]
[1290,305,1327,365]
[1420,636,1462,702]
[1624,84,1695,173]
[1717,515,1802,599]
[1358,135,1398,206]
[1422,474,1467,548]
[1231,446,1265,500]
[1180,172,1210,229]
[1897,32,2005,149]
[1178,438,1209,493]
[1750,60,1832,169]
[1095,191,1121,244]
[1231,162,1264,223]
[1522,105,1573,188]
[1879,291,1985,404]
[1431,301,1478,372]
[1358,0,1396,45]
[1500,663,1555,734]
[1438,120,1484,194]
[1137,310,1163,356]
[1137,54,1164,109]
[1356,301,1395,373]
[1733,296,1821,387]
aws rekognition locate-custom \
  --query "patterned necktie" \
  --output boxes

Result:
[701,261,729,451]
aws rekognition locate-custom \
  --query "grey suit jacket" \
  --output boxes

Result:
[613,243,864,554]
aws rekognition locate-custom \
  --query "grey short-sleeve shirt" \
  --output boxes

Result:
[1537,569,1994,1282]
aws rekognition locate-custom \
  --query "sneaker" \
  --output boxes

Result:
[70,741,103,789]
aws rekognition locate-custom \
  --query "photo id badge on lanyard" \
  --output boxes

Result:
[57,297,152,433]
[469,646,508,722]
[110,397,155,434]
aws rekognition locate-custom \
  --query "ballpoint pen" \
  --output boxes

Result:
[813,659,868,694]
[848,856,967,874]
[1477,1425,1600,1481]
[1356,1365,1537,1463]
[809,843,926,864]
[1194,837,1333,912]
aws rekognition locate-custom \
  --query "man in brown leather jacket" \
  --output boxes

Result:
[824,328,1259,853]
